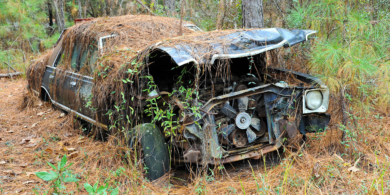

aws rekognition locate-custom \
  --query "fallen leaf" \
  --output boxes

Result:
[348,166,360,172]
[0,160,6,165]
[68,151,79,159]
[3,170,22,175]
[343,163,352,167]
[24,126,27,128]
[37,112,45,116]
[62,147,67,152]
[19,163,28,168]
[45,148,53,154]
[48,159,55,164]
[26,172,35,177]
[29,138,42,144]
[58,141,70,147]
[31,122,38,128]
[77,137,87,144]
[312,162,321,178]
[2,170,13,175]
[59,113,65,118]
[23,180,37,185]
[76,140,85,144]
[348,157,361,173]
[0,175,13,181]
[15,189,23,193]
[0,138,2,141]
[19,139,31,145]
[25,143,37,148]
[64,132,72,137]
[37,102,43,107]
[5,130,14,133]
[66,147,76,152]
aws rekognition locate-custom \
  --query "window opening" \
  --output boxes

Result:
[53,49,63,67]
[99,34,117,53]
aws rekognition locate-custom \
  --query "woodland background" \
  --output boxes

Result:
[0,0,390,194]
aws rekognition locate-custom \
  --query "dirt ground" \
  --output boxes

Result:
[1,78,390,194]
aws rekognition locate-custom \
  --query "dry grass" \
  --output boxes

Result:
[1,78,389,194]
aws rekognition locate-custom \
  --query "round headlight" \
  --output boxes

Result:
[306,91,323,110]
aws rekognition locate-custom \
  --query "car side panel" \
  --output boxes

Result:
[71,74,94,119]
[41,66,55,97]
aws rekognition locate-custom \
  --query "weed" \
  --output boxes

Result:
[84,181,119,195]
[35,154,79,194]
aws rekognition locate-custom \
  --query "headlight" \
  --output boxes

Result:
[305,91,323,110]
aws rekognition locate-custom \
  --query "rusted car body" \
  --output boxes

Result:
[27,15,330,179]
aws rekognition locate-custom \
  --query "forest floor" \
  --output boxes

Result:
[1,77,390,194]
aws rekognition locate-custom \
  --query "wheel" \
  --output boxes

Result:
[40,88,50,102]
[130,123,169,180]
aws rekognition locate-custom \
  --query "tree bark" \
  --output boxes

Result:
[106,1,111,16]
[179,0,184,35]
[128,1,137,14]
[150,0,158,11]
[164,0,175,15]
[47,1,54,27]
[216,0,226,30]
[83,0,89,18]
[53,0,65,33]
[77,0,83,18]
[340,87,348,140]
[0,72,22,78]
[135,0,155,15]
[242,0,264,28]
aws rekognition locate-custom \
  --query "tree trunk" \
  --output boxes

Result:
[128,1,137,14]
[179,0,184,35]
[106,1,111,16]
[53,0,65,33]
[150,0,158,11]
[164,0,175,15]
[83,0,89,18]
[77,0,83,18]
[242,0,264,28]
[48,1,54,27]
[340,87,348,140]
[216,0,226,30]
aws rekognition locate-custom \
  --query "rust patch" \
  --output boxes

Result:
[278,119,298,139]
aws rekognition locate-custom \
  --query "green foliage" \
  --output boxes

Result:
[35,155,80,194]
[287,0,390,113]
[0,0,48,50]
[84,181,119,195]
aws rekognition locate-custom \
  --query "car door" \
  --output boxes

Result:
[73,44,98,120]
[47,50,73,109]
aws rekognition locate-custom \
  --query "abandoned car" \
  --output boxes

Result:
[27,15,330,180]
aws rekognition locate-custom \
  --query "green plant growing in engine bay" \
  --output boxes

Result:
[143,66,202,137]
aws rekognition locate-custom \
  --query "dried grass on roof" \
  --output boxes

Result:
[58,15,195,70]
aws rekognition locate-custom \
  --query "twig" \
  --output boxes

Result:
[0,72,22,78]
[135,0,155,15]
[3,62,17,73]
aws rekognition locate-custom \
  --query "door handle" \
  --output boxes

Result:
[70,81,77,87]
